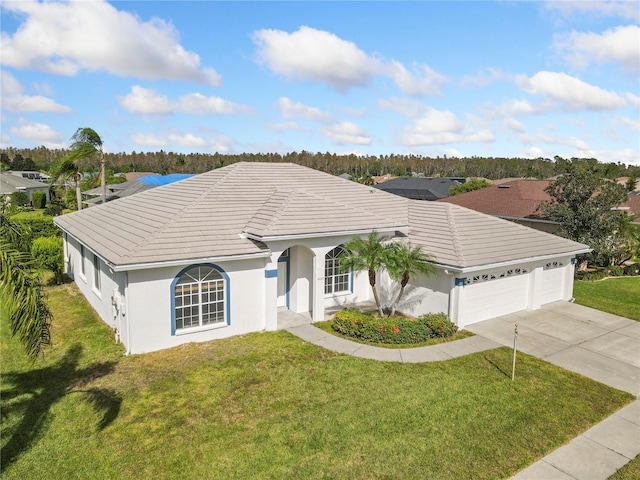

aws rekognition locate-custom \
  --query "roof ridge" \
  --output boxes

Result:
[243,188,295,236]
[444,203,465,265]
[120,165,239,262]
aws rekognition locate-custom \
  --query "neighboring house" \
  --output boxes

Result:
[54,163,589,354]
[5,170,50,183]
[82,174,194,205]
[437,179,560,233]
[375,177,465,200]
[438,179,640,231]
[0,171,50,204]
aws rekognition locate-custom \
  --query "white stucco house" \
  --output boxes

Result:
[54,162,590,354]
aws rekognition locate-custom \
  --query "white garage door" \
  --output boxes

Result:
[539,261,566,305]
[461,268,530,325]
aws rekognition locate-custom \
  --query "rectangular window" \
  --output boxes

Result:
[93,254,101,291]
[80,245,86,276]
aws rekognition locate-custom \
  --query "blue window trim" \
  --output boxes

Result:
[278,252,291,309]
[265,269,278,278]
[170,263,230,335]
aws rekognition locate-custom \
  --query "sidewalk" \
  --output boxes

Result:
[285,302,640,480]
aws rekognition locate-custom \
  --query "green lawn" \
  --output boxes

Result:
[1,284,634,479]
[573,277,640,321]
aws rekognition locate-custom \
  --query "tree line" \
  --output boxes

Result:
[2,147,639,180]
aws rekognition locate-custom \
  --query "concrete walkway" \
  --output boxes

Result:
[285,301,640,480]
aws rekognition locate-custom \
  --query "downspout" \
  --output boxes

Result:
[124,272,131,356]
[443,269,455,322]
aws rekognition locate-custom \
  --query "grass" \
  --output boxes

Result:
[9,209,47,220]
[573,277,640,321]
[1,283,634,479]
[314,319,475,348]
[610,456,640,480]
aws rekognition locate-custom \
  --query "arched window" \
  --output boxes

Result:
[325,246,350,294]
[173,265,228,332]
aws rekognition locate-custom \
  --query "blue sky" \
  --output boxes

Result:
[1,1,639,165]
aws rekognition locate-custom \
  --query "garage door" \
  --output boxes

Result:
[460,268,530,325]
[539,261,565,305]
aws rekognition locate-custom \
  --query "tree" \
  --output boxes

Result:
[0,215,52,359]
[68,128,106,204]
[626,176,637,192]
[448,178,492,196]
[49,155,83,211]
[385,242,436,317]
[341,232,390,317]
[538,165,629,267]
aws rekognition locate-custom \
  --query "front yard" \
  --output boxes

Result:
[573,277,640,321]
[1,283,634,479]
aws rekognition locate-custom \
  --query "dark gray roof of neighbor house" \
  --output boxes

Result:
[374,177,463,200]
[54,162,589,271]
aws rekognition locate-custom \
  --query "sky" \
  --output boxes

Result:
[1,1,639,165]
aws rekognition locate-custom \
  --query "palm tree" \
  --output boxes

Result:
[341,232,390,317]
[386,242,436,317]
[50,128,105,210]
[0,215,52,359]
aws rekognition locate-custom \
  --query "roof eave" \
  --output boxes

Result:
[449,248,592,274]
[110,251,272,272]
[242,226,410,242]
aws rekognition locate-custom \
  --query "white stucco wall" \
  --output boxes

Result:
[125,258,266,354]
[64,234,121,332]
[378,268,452,318]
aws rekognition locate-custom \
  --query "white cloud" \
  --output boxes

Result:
[544,1,640,22]
[459,68,506,88]
[553,25,640,73]
[387,61,447,96]
[378,97,429,118]
[275,97,333,123]
[252,26,445,96]
[320,121,371,145]
[401,108,494,146]
[1,70,72,112]
[504,118,527,133]
[119,86,251,115]
[625,92,640,108]
[517,71,626,111]
[9,118,65,146]
[1,0,221,85]
[131,129,237,152]
[267,121,307,132]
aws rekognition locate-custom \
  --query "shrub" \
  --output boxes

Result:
[332,309,456,345]
[623,264,640,276]
[607,265,624,277]
[31,236,64,284]
[10,191,29,207]
[576,269,607,281]
[32,191,47,209]
[44,198,65,216]
[13,216,61,240]
[420,312,458,338]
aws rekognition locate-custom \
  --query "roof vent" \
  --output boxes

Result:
[498,185,511,188]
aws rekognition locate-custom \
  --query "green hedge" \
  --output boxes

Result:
[32,191,47,209]
[332,310,456,345]
[13,216,61,239]
[32,236,64,283]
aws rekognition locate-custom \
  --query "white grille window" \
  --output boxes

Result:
[543,261,564,270]
[325,246,350,294]
[174,266,226,331]
[464,267,529,285]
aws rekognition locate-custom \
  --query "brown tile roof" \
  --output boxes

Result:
[436,179,552,219]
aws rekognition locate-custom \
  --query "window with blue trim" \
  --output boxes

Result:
[174,265,226,330]
[325,246,350,294]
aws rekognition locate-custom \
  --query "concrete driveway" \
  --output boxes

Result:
[465,301,640,396]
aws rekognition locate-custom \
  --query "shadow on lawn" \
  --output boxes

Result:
[0,344,121,473]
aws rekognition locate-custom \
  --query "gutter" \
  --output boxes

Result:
[110,251,272,272]
[431,248,592,274]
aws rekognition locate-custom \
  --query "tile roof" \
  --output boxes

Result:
[375,177,462,200]
[436,179,552,219]
[0,172,50,193]
[54,163,589,271]
[408,201,589,269]
[55,162,409,268]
